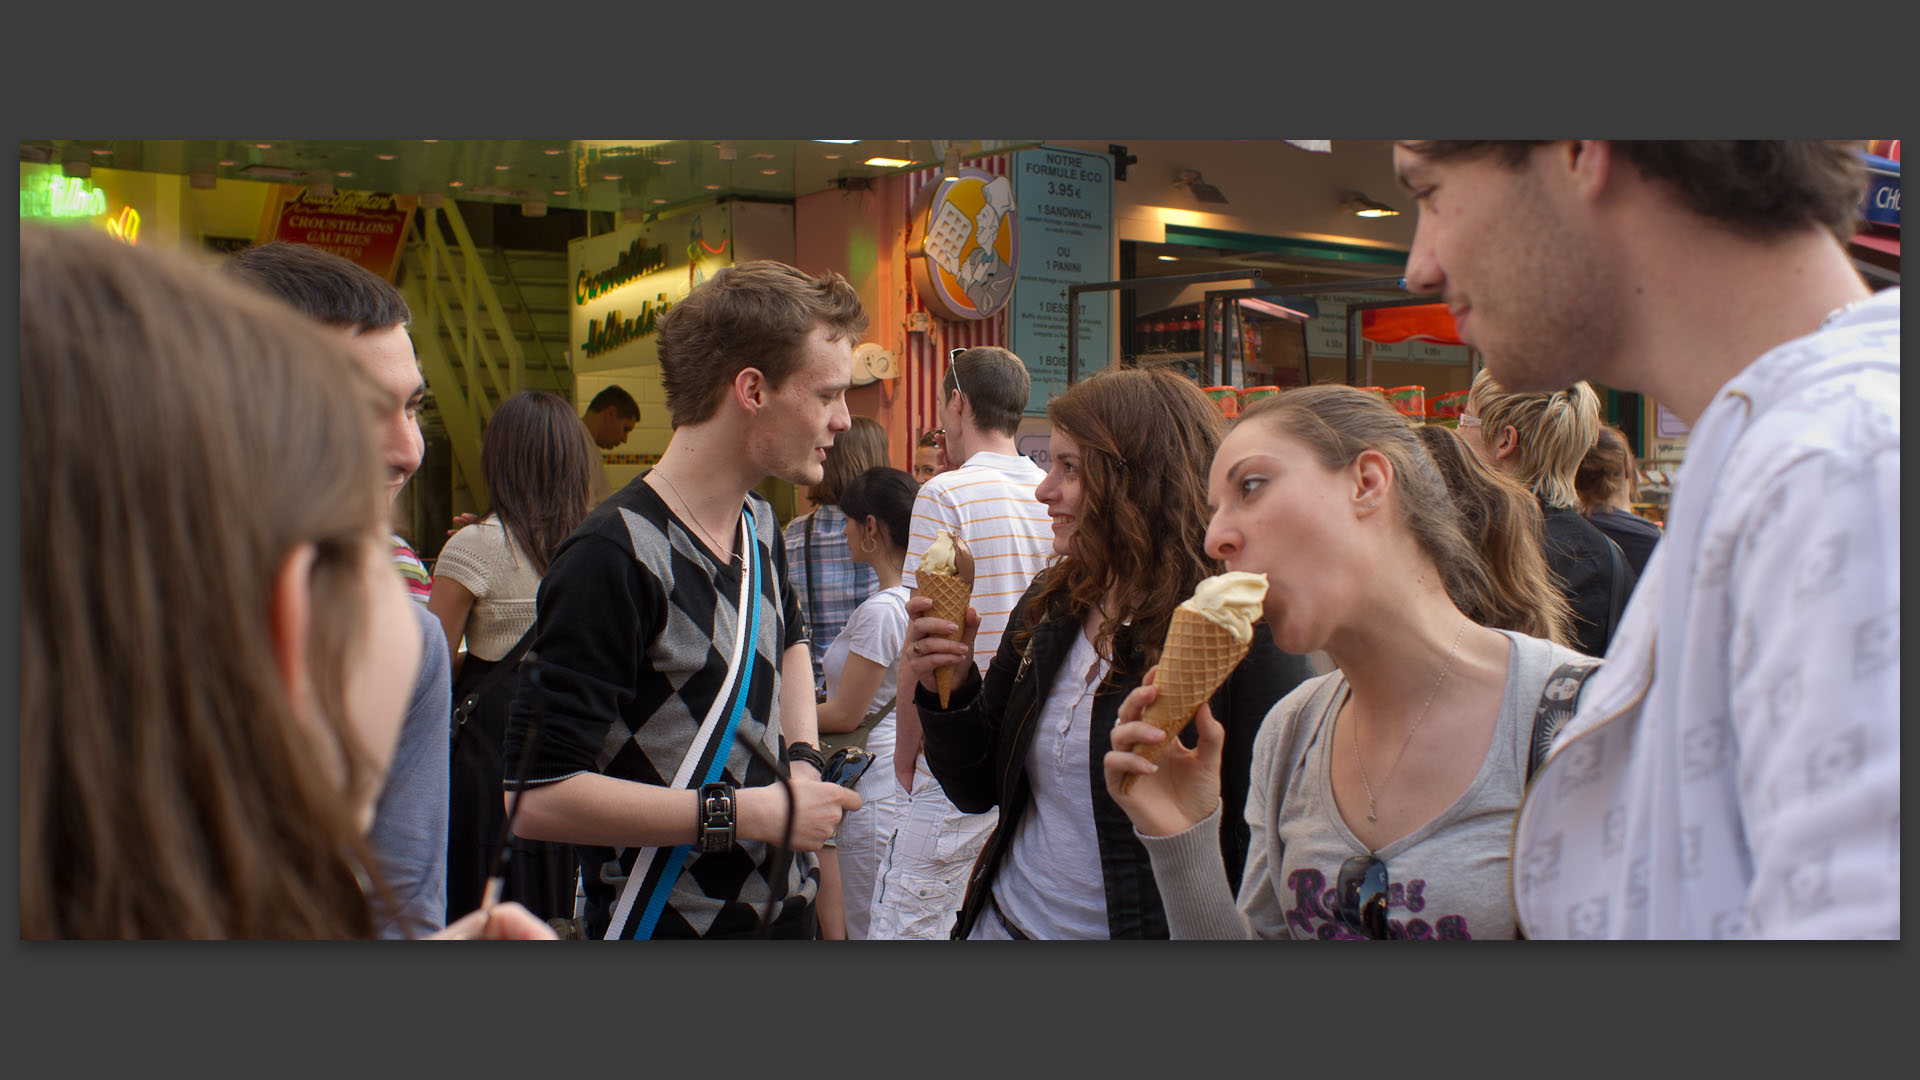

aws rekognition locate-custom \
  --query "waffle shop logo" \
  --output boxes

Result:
[576,236,669,303]
[581,293,675,359]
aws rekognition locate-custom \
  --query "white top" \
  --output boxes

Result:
[901,450,1053,674]
[989,627,1112,939]
[432,517,541,661]
[823,585,910,805]
[1514,288,1901,939]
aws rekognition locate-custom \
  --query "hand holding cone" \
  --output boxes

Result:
[1117,572,1268,795]
[915,528,975,708]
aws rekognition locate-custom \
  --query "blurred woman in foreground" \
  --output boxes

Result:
[19,225,550,940]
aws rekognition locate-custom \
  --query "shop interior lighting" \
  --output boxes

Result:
[447,179,464,187]
[1238,296,1316,322]
[822,153,843,160]
[760,168,778,175]
[1157,254,1180,261]
[217,159,237,167]
[652,198,667,204]
[602,173,621,181]
[814,140,861,144]
[703,183,721,190]
[553,189,568,196]
[91,147,113,156]
[336,170,354,178]
[375,153,396,160]
[495,163,511,170]
[941,146,962,182]
[543,147,564,155]
[422,139,439,143]
[255,142,275,149]
[1340,189,1400,217]
[751,151,775,160]
[863,156,914,169]
[237,164,312,181]
[654,158,676,165]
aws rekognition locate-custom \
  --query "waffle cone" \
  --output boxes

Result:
[1118,606,1251,794]
[918,571,973,708]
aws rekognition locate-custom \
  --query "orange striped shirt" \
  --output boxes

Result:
[903,451,1054,672]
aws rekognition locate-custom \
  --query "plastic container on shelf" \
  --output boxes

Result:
[1430,388,1470,418]
[1387,385,1426,417]
[1202,385,1240,419]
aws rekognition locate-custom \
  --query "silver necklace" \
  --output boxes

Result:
[1354,616,1468,823]
[652,468,739,564]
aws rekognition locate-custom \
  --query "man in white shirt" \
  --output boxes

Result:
[1394,140,1898,938]
[873,346,1052,939]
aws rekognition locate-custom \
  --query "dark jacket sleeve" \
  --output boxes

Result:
[504,532,663,788]
[1210,625,1314,891]
[914,584,1038,814]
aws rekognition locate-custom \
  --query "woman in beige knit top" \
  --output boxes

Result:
[429,389,602,926]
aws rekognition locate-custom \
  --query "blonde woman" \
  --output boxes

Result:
[1459,372,1635,657]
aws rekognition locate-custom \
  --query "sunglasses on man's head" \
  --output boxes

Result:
[1336,854,1392,939]
[947,348,967,400]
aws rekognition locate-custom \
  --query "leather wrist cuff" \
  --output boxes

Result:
[784,741,826,773]
[696,781,736,853]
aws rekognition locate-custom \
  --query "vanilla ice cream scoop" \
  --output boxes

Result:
[921,528,974,583]
[1182,571,1269,643]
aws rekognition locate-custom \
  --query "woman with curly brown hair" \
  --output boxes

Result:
[901,368,1314,939]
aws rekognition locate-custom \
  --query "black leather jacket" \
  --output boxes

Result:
[915,573,1313,939]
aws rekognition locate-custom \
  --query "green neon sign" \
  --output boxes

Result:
[20,175,110,219]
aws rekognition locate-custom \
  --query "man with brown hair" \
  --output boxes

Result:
[221,241,450,941]
[1395,141,1898,938]
[504,260,865,939]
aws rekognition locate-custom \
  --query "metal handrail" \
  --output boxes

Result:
[494,245,568,399]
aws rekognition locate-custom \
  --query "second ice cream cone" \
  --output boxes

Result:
[918,571,973,708]
[1118,608,1253,795]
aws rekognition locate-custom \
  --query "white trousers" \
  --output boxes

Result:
[866,754,999,940]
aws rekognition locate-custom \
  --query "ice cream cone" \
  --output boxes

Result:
[1118,606,1252,795]
[918,571,973,708]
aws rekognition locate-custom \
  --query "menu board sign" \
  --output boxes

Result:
[256,186,417,281]
[1009,145,1113,416]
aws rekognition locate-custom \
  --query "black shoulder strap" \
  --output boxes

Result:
[802,510,822,636]
[1602,534,1628,645]
[450,621,538,750]
[1526,659,1603,783]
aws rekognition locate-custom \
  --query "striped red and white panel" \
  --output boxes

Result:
[903,154,1011,441]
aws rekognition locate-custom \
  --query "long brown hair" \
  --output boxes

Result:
[1417,425,1575,646]
[1236,386,1508,638]
[811,415,889,507]
[21,225,394,938]
[1017,368,1225,665]
[1574,424,1636,512]
[482,390,602,575]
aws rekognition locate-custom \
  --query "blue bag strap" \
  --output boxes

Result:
[607,507,763,940]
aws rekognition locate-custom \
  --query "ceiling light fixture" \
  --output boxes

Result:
[863,156,913,169]
[495,163,511,170]
[448,179,464,187]
[822,153,842,160]
[654,158,676,165]
[1157,255,1180,261]
[1339,189,1400,217]
[422,139,439,143]
[543,147,563,155]
[652,198,667,204]
[751,151,775,160]
[255,142,275,149]
[703,183,721,190]
[375,152,395,160]
[336,170,354,178]
[91,147,113,156]
[814,140,861,144]
[941,145,962,182]
[602,173,620,181]
[760,168,778,175]
[217,159,237,167]
[553,189,567,196]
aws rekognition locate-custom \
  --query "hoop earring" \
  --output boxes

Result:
[861,536,877,555]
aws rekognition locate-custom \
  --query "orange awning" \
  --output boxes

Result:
[1360,303,1463,345]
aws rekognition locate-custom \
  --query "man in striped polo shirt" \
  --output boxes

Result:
[876,346,1051,937]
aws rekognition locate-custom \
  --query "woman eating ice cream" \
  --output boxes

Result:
[1104,386,1593,939]
[900,368,1313,939]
